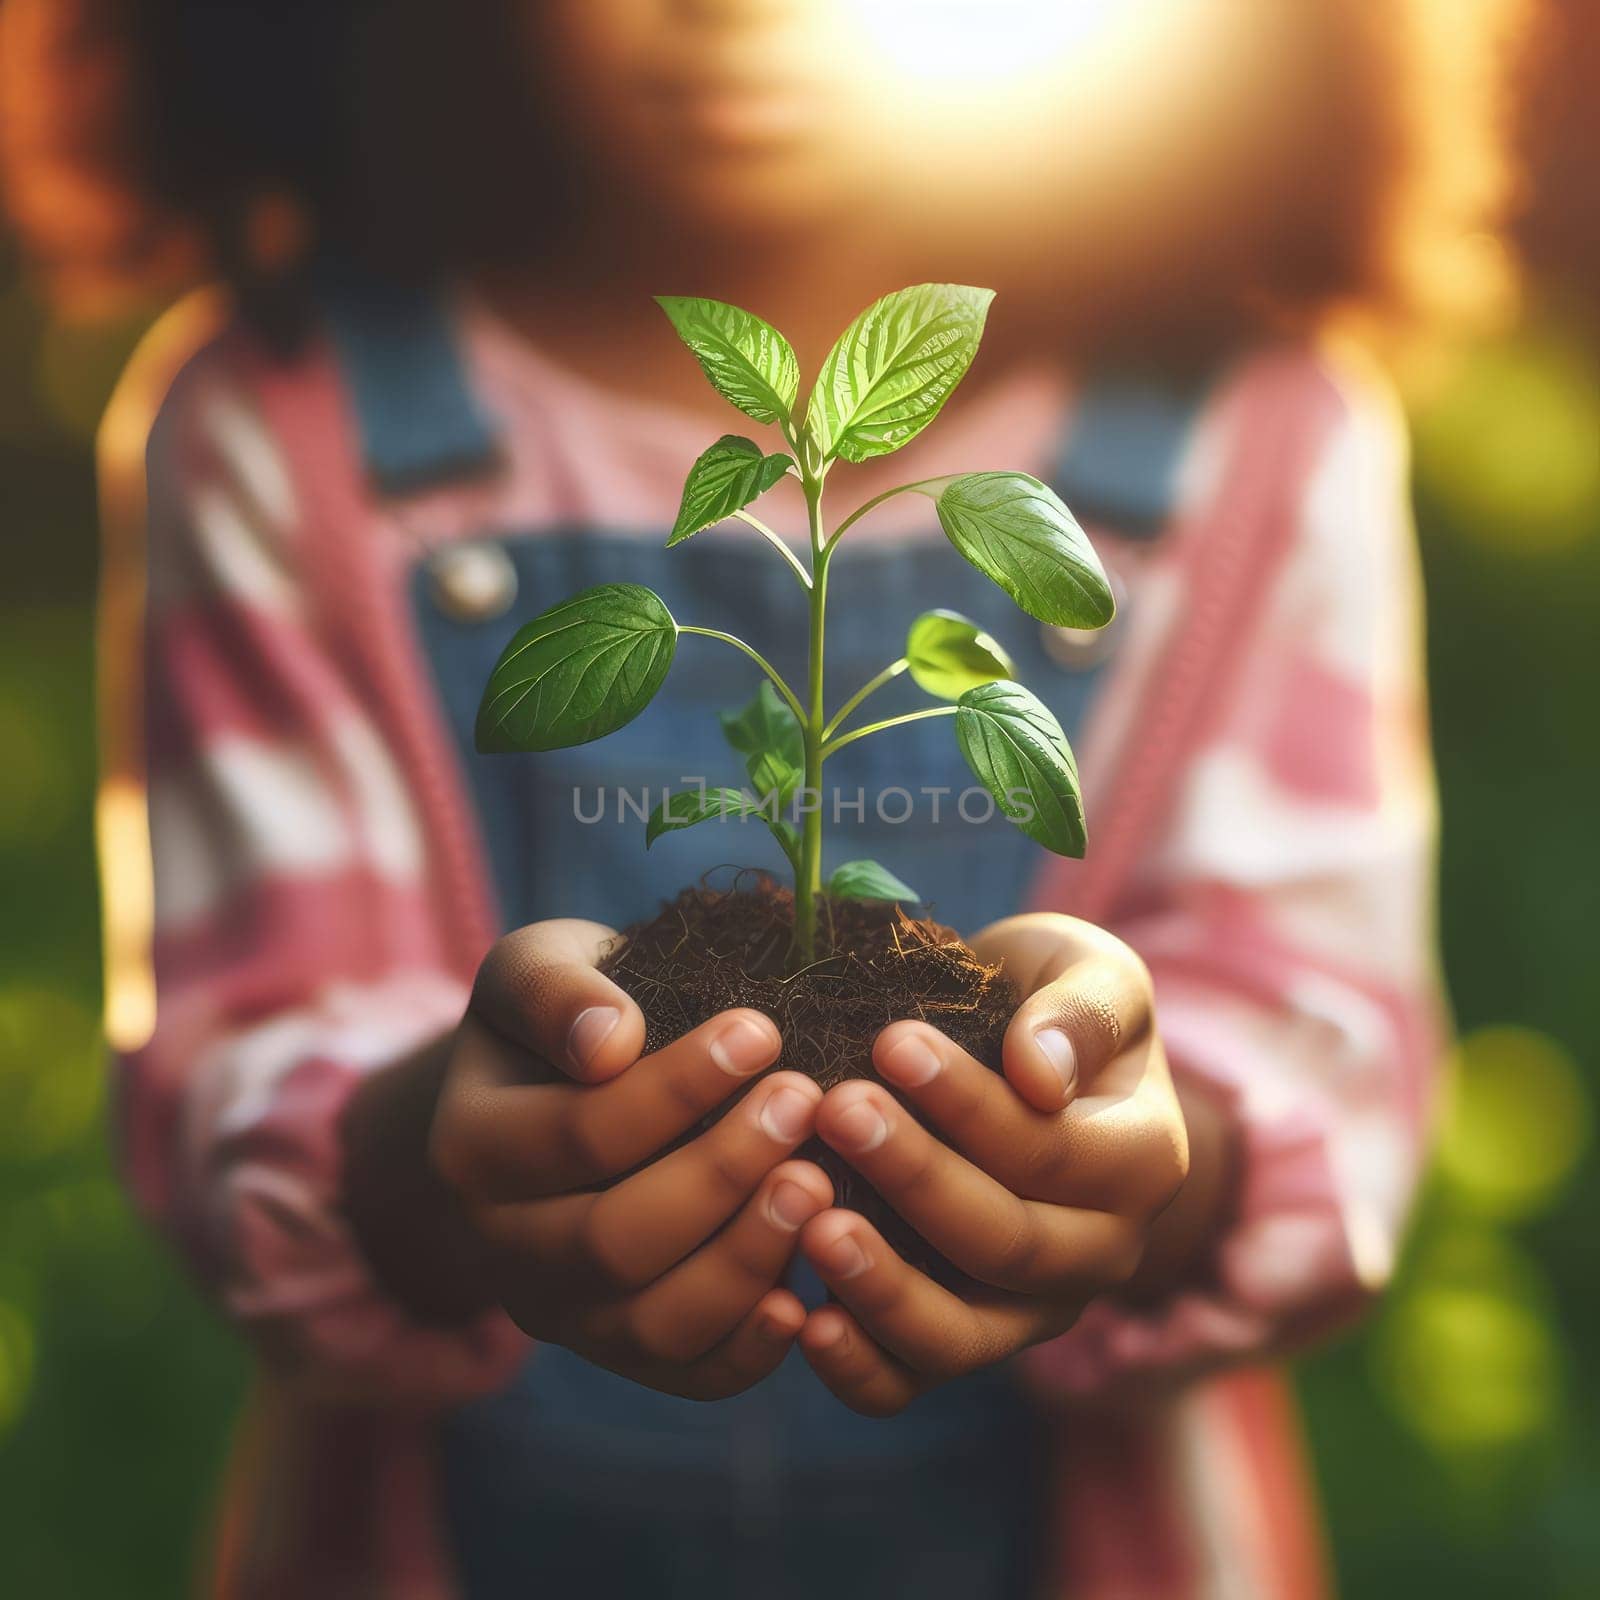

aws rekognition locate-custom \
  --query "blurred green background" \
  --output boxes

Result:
[2,11,1597,1600]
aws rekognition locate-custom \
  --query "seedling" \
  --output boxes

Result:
[476,285,1114,969]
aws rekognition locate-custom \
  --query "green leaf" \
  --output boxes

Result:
[805,283,994,463]
[927,472,1114,629]
[668,435,793,546]
[746,746,803,808]
[475,584,676,753]
[656,296,800,424]
[827,860,922,904]
[646,787,773,849]
[719,681,804,804]
[720,680,805,765]
[905,609,1015,701]
[954,681,1086,857]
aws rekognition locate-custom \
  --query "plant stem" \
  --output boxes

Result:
[792,471,830,970]
[678,627,806,723]
[824,478,940,553]
[820,705,957,760]
[732,510,812,590]
[821,658,909,742]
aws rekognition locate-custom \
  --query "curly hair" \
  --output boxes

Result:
[0,0,1537,352]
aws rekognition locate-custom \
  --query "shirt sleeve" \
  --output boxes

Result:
[1026,362,1444,1399]
[106,334,526,1404]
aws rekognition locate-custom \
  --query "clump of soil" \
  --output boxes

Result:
[601,877,1016,1279]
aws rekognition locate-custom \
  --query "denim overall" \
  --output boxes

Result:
[322,281,1204,1600]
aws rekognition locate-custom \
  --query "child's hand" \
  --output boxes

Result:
[429,920,832,1400]
[795,914,1202,1417]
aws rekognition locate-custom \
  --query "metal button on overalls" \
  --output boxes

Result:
[429,540,519,622]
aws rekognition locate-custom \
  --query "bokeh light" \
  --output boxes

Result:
[1436,1025,1592,1221]
[1410,322,1600,552]
[0,985,104,1162]
[1373,1227,1561,1457]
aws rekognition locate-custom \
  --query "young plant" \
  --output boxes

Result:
[476,285,1114,969]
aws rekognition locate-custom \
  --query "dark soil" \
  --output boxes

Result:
[600,877,1017,1280]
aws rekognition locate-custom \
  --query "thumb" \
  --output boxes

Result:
[470,918,646,1082]
[1001,952,1151,1112]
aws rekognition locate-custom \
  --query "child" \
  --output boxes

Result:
[8,0,1525,1594]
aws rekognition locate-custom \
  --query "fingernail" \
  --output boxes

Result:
[567,1006,621,1070]
[760,1085,816,1143]
[822,1233,870,1280]
[830,1100,888,1155]
[709,1013,778,1077]
[1035,1027,1077,1099]
[880,1034,941,1088]
[768,1180,819,1232]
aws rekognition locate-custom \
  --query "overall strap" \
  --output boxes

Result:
[316,268,503,497]
[1052,371,1215,538]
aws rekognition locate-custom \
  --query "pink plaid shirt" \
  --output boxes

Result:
[99,292,1443,1598]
